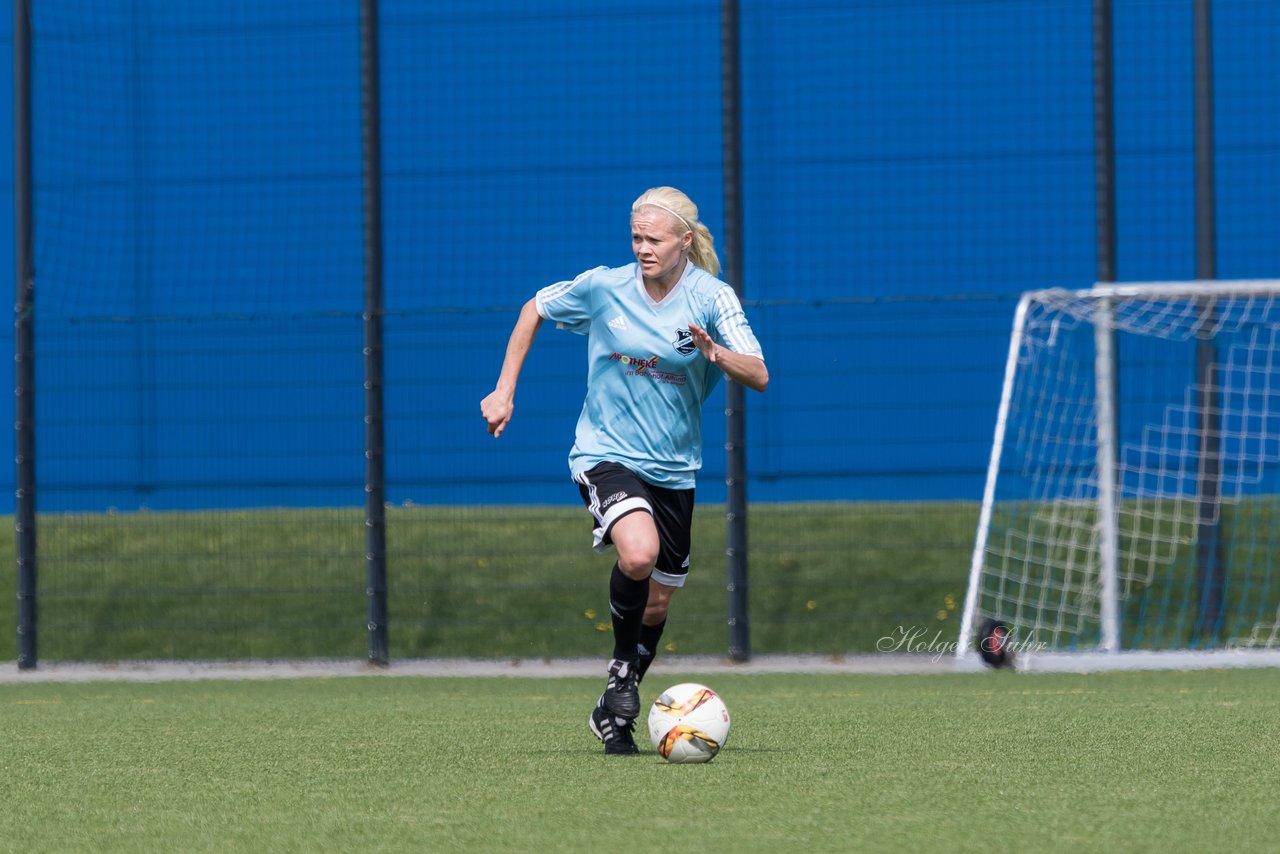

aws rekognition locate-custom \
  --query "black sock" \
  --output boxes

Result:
[636,619,666,683]
[609,563,649,662]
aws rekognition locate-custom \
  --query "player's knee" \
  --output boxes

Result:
[617,547,658,580]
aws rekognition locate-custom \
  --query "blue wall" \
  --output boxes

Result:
[4,0,1279,511]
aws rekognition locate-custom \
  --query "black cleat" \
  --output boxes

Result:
[589,705,639,755]
[601,658,641,719]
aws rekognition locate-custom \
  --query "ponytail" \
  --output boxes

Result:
[687,221,719,278]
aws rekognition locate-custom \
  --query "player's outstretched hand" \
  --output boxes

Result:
[480,390,514,438]
[688,323,719,363]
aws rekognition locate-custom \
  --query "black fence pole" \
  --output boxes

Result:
[13,0,37,670]
[1093,0,1123,650]
[360,0,389,666]
[1093,0,1117,285]
[1193,0,1217,287]
[721,0,749,662]
[1192,0,1224,642]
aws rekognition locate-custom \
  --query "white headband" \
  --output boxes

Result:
[636,202,693,233]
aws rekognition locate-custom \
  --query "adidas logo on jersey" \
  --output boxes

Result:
[607,315,628,331]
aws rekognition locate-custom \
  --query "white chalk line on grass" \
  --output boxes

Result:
[7,649,1280,683]
[0,653,959,684]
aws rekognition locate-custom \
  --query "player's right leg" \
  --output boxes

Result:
[634,482,693,685]
[599,510,658,719]
[575,463,659,752]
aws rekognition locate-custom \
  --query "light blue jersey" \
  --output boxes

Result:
[536,262,764,488]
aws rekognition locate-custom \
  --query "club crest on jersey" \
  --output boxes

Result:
[673,328,697,355]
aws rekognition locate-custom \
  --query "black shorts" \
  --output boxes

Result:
[573,462,695,588]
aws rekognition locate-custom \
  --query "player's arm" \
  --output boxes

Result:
[481,297,543,437]
[688,322,768,392]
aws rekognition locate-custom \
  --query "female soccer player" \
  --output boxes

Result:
[480,187,768,754]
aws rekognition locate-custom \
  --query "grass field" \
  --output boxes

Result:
[1,502,977,661]
[4,667,1279,852]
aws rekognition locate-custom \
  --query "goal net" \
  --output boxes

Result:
[958,281,1280,665]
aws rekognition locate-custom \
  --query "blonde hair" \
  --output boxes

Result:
[631,187,720,277]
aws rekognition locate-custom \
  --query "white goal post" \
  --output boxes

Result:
[958,280,1280,670]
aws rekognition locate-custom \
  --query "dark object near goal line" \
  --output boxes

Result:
[977,618,1015,669]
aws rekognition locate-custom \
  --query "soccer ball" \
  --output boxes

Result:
[647,683,730,763]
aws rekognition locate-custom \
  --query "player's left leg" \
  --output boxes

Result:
[636,581,673,683]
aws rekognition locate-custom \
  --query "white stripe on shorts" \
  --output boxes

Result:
[588,497,651,552]
[574,469,652,553]
[650,567,687,588]
[652,553,692,588]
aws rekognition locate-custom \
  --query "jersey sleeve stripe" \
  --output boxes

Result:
[712,286,763,357]
[537,266,601,307]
